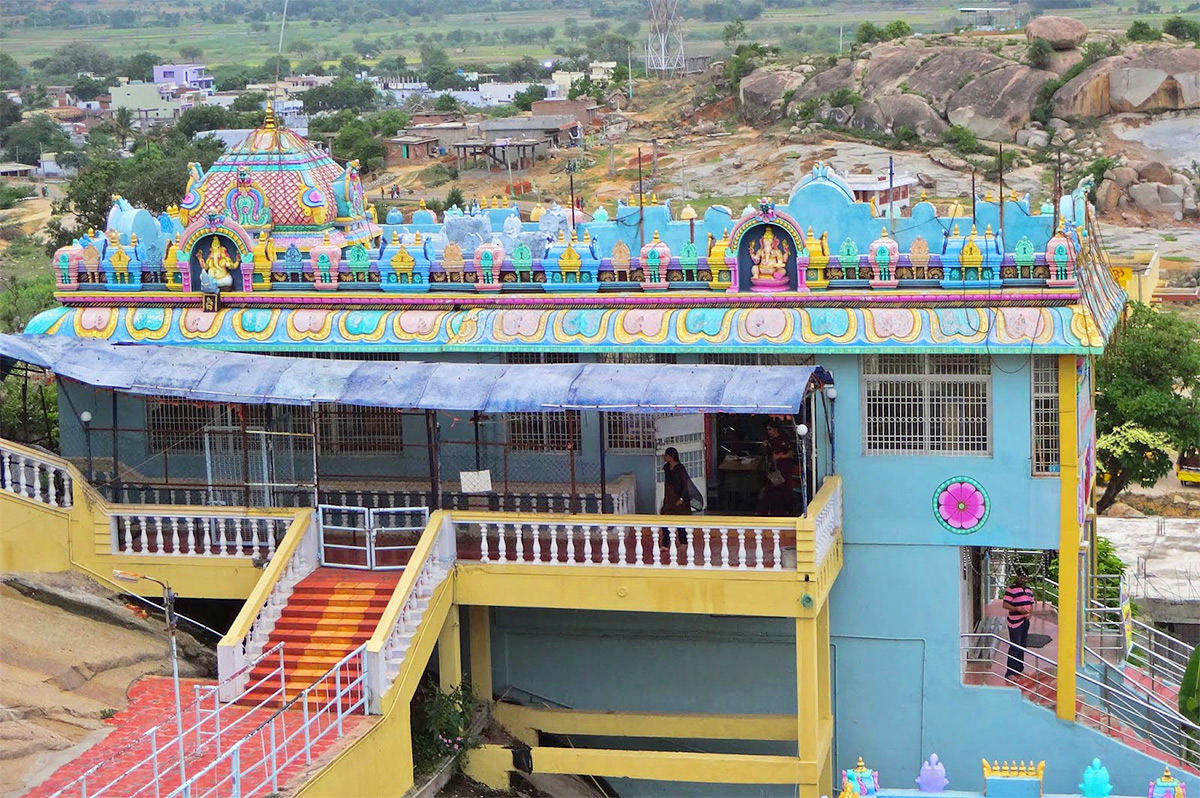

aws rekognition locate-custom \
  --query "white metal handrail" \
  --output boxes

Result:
[166,644,370,798]
[46,643,288,798]
[455,517,795,570]
[109,511,293,557]
[960,632,1200,772]
[218,515,320,699]
[1,441,73,508]
[367,514,456,712]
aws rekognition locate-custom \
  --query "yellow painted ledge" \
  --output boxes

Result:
[465,745,818,787]
[494,703,798,742]
[454,563,820,617]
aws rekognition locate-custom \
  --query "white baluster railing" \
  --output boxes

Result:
[216,512,319,700]
[107,511,293,557]
[454,516,795,571]
[813,478,843,567]
[366,514,456,712]
[0,441,74,508]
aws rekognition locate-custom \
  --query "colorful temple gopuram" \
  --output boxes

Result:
[2,109,1194,798]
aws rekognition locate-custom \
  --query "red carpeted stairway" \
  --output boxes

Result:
[241,567,402,707]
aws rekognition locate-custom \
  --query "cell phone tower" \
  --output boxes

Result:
[646,0,686,75]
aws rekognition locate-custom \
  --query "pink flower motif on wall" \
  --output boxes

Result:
[933,476,989,534]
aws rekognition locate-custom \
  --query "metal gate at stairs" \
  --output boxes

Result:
[317,505,430,570]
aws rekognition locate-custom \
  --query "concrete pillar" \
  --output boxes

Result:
[468,604,493,702]
[438,604,462,693]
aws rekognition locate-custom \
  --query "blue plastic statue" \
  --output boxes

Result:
[1081,759,1112,798]
[917,753,949,792]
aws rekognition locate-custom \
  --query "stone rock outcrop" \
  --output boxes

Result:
[1095,178,1121,212]
[1024,16,1088,50]
[902,49,1011,112]
[1016,128,1050,148]
[853,94,949,138]
[1052,46,1200,118]
[1110,166,1139,189]
[1133,160,1173,185]
[739,67,809,122]
[946,65,1059,139]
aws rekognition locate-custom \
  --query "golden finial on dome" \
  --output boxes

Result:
[419,198,427,209]
[651,230,660,242]
[557,229,565,243]
[1010,189,1018,201]
[491,196,499,208]
[953,225,961,236]
[263,99,277,130]
[87,228,95,238]
[984,190,993,202]
[583,228,591,242]
[571,228,579,242]
[391,230,400,244]
[919,189,928,202]
[322,231,331,244]
[970,225,978,236]
[650,192,658,204]
[131,233,138,245]
[880,227,888,238]
[414,230,423,244]
[985,224,993,236]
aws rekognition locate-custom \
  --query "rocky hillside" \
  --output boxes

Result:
[739,21,1200,142]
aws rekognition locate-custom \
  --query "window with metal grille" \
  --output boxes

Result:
[862,354,992,455]
[503,352,582,451]
[604,413,661,451]
[702,353,815,366]
[313,404,404,453]
[1031,355,1060,475]
[146,402,270,452]
[598,353,678,364]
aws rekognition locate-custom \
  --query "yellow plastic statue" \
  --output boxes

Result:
[204,240,235,288]
[749,227,790,284]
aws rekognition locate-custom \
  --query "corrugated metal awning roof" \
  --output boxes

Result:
[1,334,829,414]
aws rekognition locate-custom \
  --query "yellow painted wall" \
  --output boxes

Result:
[1,441,284,600]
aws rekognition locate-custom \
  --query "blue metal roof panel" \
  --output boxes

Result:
[0,335,825,414]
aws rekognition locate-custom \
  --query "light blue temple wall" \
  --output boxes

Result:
[822,353,1060,551]
[487,606,801,798]
[831,545,1165,795]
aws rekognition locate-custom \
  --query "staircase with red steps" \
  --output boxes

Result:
[242,567,402,708]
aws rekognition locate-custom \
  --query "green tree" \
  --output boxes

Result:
[230,92,266,112]
[882,19,913,39]
[1163,15,1200,42]
[586,33,633,62]
[722,18,747,49]
[332,118,385,172]
[0,52,23,90]
[512,83,549,111]
[109,106,136,150]
[1,115,70,163]
[179,45,203,61]
[369,109,410,136]
[856,22,882,43]
[175,104,232,138]
[302,76,378,113]
[0,95,21,131]
[1126,20,1161,41]
[1095,302,1200,512]
[1181,648,1199,724]
[22,84,51,111]
[433,93,460,113]
[123,52,162,83]
[445,185,464,209]
[1026,37,1054,70]
[71,76,108,101]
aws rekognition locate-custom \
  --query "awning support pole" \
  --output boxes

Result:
[597,411,607,514]
[426,410,441,510]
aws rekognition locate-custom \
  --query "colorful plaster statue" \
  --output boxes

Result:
[916,753,949,792]
[749,227,790,287]
[843,757,880,796]
[1081,758,1112,797]
[1150,767,1186,798]
[203,240,235,289]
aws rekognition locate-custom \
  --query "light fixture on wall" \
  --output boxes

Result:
[79,411,93,483]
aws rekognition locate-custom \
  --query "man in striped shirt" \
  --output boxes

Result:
[1003,572,1035,678]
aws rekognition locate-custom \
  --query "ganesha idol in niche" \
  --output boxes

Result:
[748,227,791,292]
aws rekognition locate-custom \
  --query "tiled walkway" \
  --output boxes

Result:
[28,675,367,798]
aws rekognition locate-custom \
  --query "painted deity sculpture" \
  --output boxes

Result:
[203,240,235,289]
[843,757,880,796]
[916,753,949,792]
[1150,767,1186,798]
[749,227,790,289]
[1081,758,1112,798]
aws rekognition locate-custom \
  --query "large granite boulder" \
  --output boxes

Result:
[904,49,1011,113]
[1052,46,1200,117]
[947,65,1059,140]
[790,60,860,104]
[854,93,949,138]
[1025,16,1088,50]
[1095,178,1121,212]
[740,67,809,122]
[1133,160,1173,184]
[1110,166,1139,188]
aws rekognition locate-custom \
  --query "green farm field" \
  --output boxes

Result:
[4,0,1194,71]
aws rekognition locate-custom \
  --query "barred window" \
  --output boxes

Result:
[604,412,661,451]
[598,353,677,364]
[504,352,581,451]
[312,404,404,454]
[862,354,992,455]
[147,402,269,452]
[1031,355,1060,475]
[702,353,815,366]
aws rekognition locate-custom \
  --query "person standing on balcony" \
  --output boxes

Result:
[660,447,691,550]
[758,420,796,516]
[1003,572,1035,678]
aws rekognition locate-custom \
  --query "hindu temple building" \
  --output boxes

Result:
[2,108,1195,798]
